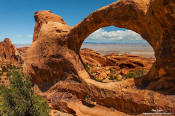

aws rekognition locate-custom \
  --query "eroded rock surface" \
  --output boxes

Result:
[80,48,155,81]
[33,10,68,42]
[24,0,175,115]
[0,38,23,65]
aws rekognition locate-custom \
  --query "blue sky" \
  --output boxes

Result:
[0,0,146,44]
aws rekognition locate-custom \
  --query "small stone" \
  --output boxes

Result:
[117,75,123,80]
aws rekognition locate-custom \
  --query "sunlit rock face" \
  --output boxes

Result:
[23,0,175,115]
[0,38,23,65]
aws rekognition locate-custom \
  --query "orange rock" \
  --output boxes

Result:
[23,0,175,115]
[0,38,23,65]
[98,72,107,80]
[117,75,123,81]
[80,48,110,67]
[120,69,128,75]
[90,67,98,74]
[33,10,67,42]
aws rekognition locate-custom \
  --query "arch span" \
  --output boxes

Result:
[67,0,175,90]
[68,0,152,52]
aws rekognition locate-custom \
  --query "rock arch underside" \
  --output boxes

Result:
[23,0,175,115]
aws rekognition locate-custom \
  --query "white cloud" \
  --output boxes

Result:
[87,28,143,41]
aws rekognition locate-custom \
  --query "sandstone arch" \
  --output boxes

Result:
[24,0,175,115]
[68,0,175,91]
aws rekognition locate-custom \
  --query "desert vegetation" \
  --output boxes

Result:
[0,65,49,116]
[123,69,146,80]
[85,62,147,83]
[82,95,96,107]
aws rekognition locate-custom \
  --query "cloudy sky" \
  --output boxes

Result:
[0,0,146,44]
[85,27,146,43]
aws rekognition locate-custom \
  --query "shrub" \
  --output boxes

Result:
[0,71,49,116]
[6,71,12,77]
[82,95,95,107]
[123,69,145,79]
[1,66,7,72]
[109,74,119,81]
[84,64,90,72]
[109,75,115,80]
[109,68,119,81]
[109,68,115,74]
[0,72,3,76]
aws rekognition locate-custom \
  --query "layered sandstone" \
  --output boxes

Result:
[24,0,175,115]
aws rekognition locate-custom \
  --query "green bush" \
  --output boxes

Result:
[6,71,12,77]
[123,69,145,80]
[82,95,95,107]
[109,68,119,81]
[0,71,49,116]
[109,74,119,81]
[1,66,7,72]
[109,75,115,80]
[109,68,115,74]
[84,64,90,72]
[0,71,3,76]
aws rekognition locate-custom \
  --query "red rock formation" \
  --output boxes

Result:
[0,38,23,65]
[68,0,175,92]
[33,10,68,42]
[24,0,175,115]
[80,48,113,67]
[80,48,154,69]
[17,47,29,57]
[80,48,155,81]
